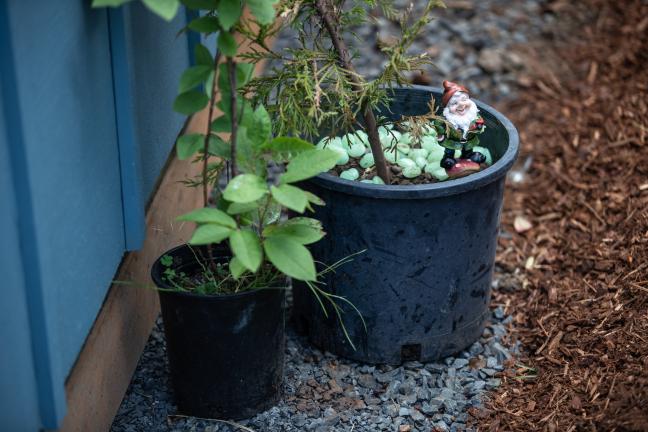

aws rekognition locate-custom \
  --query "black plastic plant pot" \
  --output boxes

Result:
[293,85,519,365]
[151,244,286,420]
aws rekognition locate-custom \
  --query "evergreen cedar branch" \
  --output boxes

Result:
[244,0,445,184]
[90,0,345,288]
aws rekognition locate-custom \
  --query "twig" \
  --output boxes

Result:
[167,414,255,432]
[313,0,391,184]
[227,56,239,178]
[204,51,222,206]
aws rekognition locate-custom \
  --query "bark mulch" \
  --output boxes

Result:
[472,0,648,430]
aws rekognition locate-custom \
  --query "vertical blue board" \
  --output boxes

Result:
[5,0,126,426]
[108,8,146,251]
[0,61,45,432]
[122,2,190,201]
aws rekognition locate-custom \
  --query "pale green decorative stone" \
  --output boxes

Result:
[425,164,449,181]
[332,146,349,165]
[415,156,428,168]
[473,146,493,165]
[384,148,398,163]
[359,153,375,168]
[409,148,429,160]
[348,143,366,158]
[372,176,385,185]
[397,158,417,169]
[402,166,422,178]
[396,142,410,154]
[422,124,437,136]
[426,143,446,162]
[317,136,340,149]
[421,135,440,152]
[380,130,401,148]
[340,168,359,180]
[399,133,413,145]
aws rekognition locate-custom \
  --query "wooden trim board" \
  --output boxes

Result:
[58,152,202,432]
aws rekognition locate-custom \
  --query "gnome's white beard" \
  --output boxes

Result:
[443,100,479,139]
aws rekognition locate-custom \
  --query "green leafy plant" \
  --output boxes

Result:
[91,0,347,293]
[243,0,445,184]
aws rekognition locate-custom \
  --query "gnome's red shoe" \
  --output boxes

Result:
[446,159,481,178]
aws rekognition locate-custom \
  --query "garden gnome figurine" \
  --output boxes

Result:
[435,80,487,171]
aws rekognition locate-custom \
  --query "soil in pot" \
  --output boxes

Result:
[293,85,519,365]
[151,244,286,420]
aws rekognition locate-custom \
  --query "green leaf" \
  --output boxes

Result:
[222,174,268,203]
[229,257,246,279]
[235,126,266,175]
[210,115,230,132]
[173,90,209,115]
[227,200,261,215]
[261,200,281,225]
[194,43,213,66]
[270,184,308,213]
[217,0,242,30]
[246,0,278,25]
[264,217,325,245]
[141,0,180,20]
[176,133,204,160]
[181,0,218,10]
[305,191,325,206]
[207,135,230,158]
[204,71,214,96]
[188,16,220,33]
[264,236,316,281]
[189,224,232,245]
[280,148,339,184]
[263,137,314,160]
[229,229,262,272]
[160,254,173,266]
[177,207,237,228]
[178,65,212,93]
[235,63,254,86]
[243,105,271,146]
[91,0,132,7]
[217,32,237,57]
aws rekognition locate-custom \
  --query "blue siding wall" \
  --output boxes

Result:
[1,1,192,428]
[0,85,43,432]
[123,3,190,200]
[6,0,127,426]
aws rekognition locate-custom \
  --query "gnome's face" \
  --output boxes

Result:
[447,92,472,116]
[442,91,479,136]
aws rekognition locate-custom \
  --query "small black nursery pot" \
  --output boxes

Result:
[293,85,519,365]
[151,244,286,420]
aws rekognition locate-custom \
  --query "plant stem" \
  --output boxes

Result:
[203,51,222,206]
[313,0,391,184]
[227,57,239,178]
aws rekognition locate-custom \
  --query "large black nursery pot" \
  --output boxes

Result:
[151,244,286,420]
[293,85,519,365]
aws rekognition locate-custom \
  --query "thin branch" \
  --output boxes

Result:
[227,56,239,178]
[203,51,222,206]
[313,0,391,183]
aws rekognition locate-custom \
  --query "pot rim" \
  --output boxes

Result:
[152,244,288,301]
[310,84,520,199]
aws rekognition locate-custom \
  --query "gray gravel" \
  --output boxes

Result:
[111,2,548,430]
[111,272,520,432]
[269,0,552,104]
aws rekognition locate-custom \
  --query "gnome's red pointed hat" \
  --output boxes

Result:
[441,80,469,107]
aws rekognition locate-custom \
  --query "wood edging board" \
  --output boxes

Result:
[59,15,275,432]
